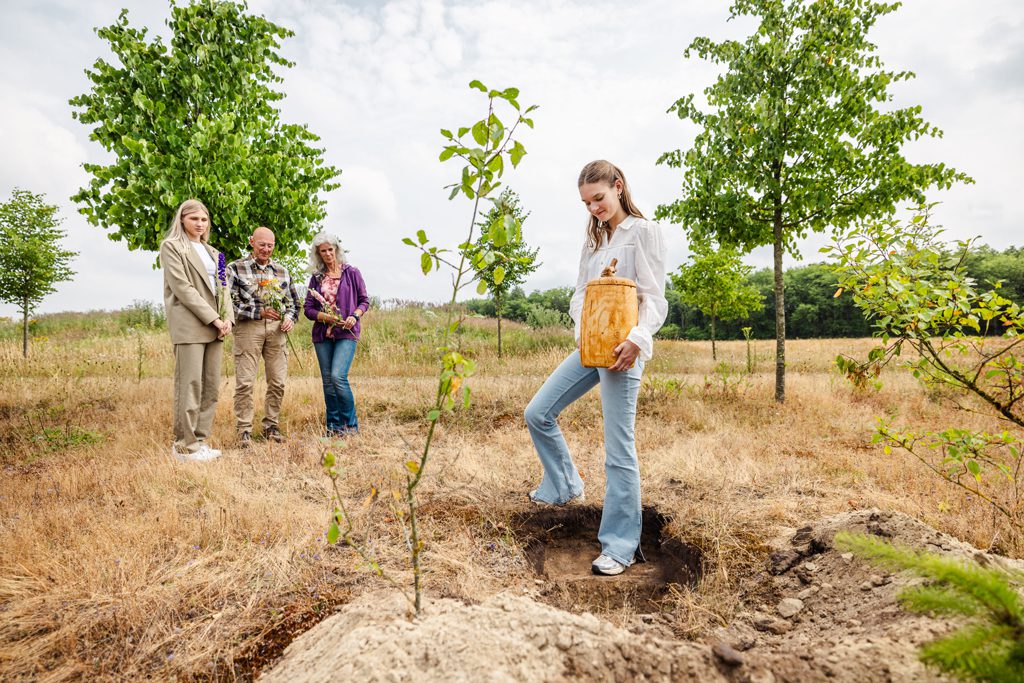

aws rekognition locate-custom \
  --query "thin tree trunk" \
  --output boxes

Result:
[711,315,717,361]
[21,299,28,358]
[496,294,503,359]
[773,193,786,404]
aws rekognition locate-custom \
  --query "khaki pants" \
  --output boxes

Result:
[173,341,223,454]
[233,319,288,434]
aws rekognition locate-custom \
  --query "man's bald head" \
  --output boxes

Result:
[250,227,276,265]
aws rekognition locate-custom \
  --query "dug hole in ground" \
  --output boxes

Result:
[263,507,999,682]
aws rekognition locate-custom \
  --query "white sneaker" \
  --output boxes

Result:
[527,489,585,506]
[591,554,628,576]
[174,445,221,462]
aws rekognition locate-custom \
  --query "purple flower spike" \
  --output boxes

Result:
[217,253,227,286]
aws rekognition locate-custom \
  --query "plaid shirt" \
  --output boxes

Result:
[226,256,301,323]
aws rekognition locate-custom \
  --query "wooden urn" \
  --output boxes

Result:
[580,259,638,368]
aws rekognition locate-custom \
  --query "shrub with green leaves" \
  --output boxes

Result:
[836,531,1024,682]
[324,80,536,615]
[827,208,1024,539]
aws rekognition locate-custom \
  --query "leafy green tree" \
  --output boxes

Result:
[837,531,1024,682]
[70,1,340,258]
[465,188,540,357]
[671,240,763,360]
[0,190,77,357]
[827,208,1024,539]
[656,0,971,402]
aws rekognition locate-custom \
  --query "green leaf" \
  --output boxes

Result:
[477,279,488,295]
[420,252,432,275]
[427,409,440,422]
[471,121,488,146]
[509,141,526,167]
[416,229,428,245]
[402,237,415,246]
[468,79,487,92]
[966,459,981,479]
[405,459,421,474]
[493,265,505,285]
[327,521,339,544]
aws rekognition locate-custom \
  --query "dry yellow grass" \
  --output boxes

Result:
[0,315,1017,680]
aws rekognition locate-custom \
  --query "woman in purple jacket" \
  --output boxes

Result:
[304,232,369,435]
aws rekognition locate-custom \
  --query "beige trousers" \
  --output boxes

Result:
[233,319,288,433]
[172,341,223,454]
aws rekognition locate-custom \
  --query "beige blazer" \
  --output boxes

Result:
[161,239,234,345]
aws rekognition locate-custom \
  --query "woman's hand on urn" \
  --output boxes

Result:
[609,340,640,372]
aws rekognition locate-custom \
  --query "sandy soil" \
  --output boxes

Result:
[262,508,1018,682]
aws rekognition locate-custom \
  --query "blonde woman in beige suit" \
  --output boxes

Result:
[160,199,234,461]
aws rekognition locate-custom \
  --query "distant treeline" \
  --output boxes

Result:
[465,245,1024,340]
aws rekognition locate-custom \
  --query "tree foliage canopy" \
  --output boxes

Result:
[466,188,540,308]
[657,0,971,249]
[70,0,340,258]
[671,240,763,326]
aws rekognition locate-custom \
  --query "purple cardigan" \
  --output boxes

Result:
[304,265,370,343]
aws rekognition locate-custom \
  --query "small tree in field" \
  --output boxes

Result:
[0,189,77,358]
[671,240,762,360]
[827,208,1024,546]
[323,80,536,615]
[657,0,971,403]
[466,188,540,357]
[70,1,340,258]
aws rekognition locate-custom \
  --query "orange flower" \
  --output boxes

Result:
[259,279,272,287]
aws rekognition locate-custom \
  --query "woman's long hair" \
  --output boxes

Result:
[163,199,211,246]
[578,160,644,250]
[308,231,347,274]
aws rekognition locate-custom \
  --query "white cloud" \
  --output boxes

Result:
[1,0,1022,316]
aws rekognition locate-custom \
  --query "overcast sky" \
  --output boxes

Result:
[1,0,1022,316]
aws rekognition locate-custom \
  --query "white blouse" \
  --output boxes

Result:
[190,241,217,290]
[568,215,668,362]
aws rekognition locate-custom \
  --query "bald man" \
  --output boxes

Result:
[226,227,301,446]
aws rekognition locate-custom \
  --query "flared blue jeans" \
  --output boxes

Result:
[524,350,644,566]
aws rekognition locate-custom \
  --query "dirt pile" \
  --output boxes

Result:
[262,509,1019,682]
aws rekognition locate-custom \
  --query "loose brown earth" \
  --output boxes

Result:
[263,507,1011,682]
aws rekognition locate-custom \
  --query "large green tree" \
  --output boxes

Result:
[656,0,971,402]
[466,188,540,357]
[0,190,77,358]
[70,0,340,258]
[671,240,763,360]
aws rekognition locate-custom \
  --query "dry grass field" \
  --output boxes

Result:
[0,308,1016,680]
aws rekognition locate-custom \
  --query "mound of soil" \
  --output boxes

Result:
[261,509,1019,682]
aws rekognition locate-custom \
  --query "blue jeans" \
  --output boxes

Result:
[524,350,644,566]
[313,339,358,433]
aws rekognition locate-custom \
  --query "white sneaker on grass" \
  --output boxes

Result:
[173,445,221,462]
[591,554,628,576]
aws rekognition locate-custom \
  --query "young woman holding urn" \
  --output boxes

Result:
[524,160,667,576]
